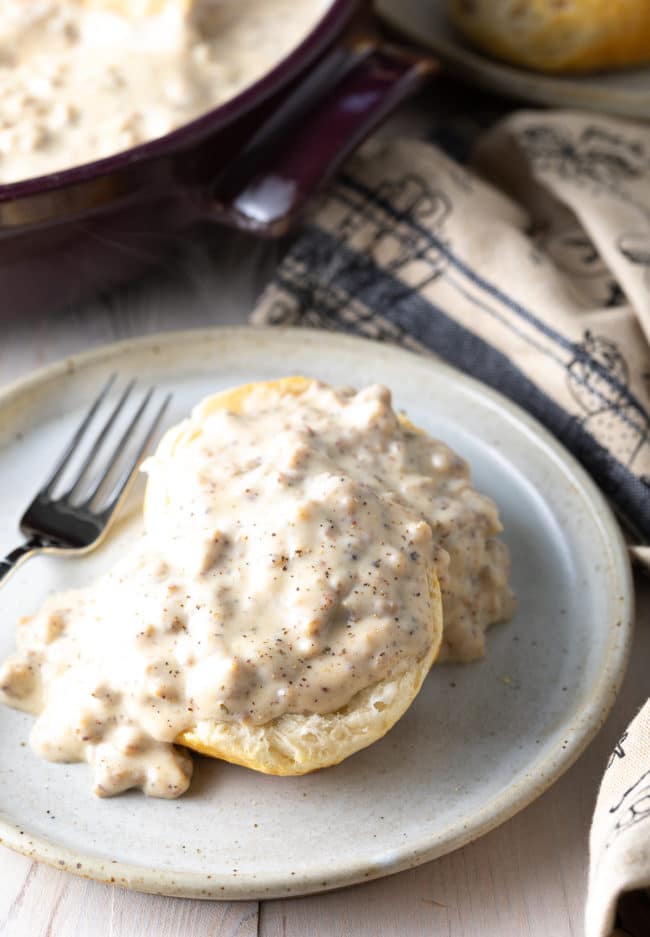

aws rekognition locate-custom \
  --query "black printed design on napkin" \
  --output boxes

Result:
[607,731,629,771]
[516,124,650,193]
[606,769,650,848]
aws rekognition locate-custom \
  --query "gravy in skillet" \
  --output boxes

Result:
[0,0,329,184]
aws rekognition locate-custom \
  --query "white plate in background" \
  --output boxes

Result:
[377,0,650,118]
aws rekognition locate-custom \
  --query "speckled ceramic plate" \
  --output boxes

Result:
[377,0,650,117]
[0,327,633,899]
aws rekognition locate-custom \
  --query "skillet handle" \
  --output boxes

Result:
[206,44,437,237]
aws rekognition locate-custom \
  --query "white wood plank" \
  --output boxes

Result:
[0,851,113,937]
[0,848,258,937]
[109,891,258,937]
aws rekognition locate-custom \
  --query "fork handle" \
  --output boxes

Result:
[0,541,41,587]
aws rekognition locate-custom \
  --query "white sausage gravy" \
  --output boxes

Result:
[0,382,515,798]
[0,0,329,184]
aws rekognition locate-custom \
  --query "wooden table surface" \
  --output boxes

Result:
[0,228,647,937]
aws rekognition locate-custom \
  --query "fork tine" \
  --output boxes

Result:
[80,386,161,507]
[41,373,117,496]
[62,379,135,500]
[100,393,172,516]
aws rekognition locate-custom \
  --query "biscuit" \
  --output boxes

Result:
[148,378,444,776]
[449,0,650,72]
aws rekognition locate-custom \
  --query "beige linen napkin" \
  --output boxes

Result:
[252,109,650,936]
[589,702,650,937]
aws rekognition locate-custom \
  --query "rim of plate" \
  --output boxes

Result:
[0,326,634,900]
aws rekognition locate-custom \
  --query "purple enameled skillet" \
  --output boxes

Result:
[0,0,435,316]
